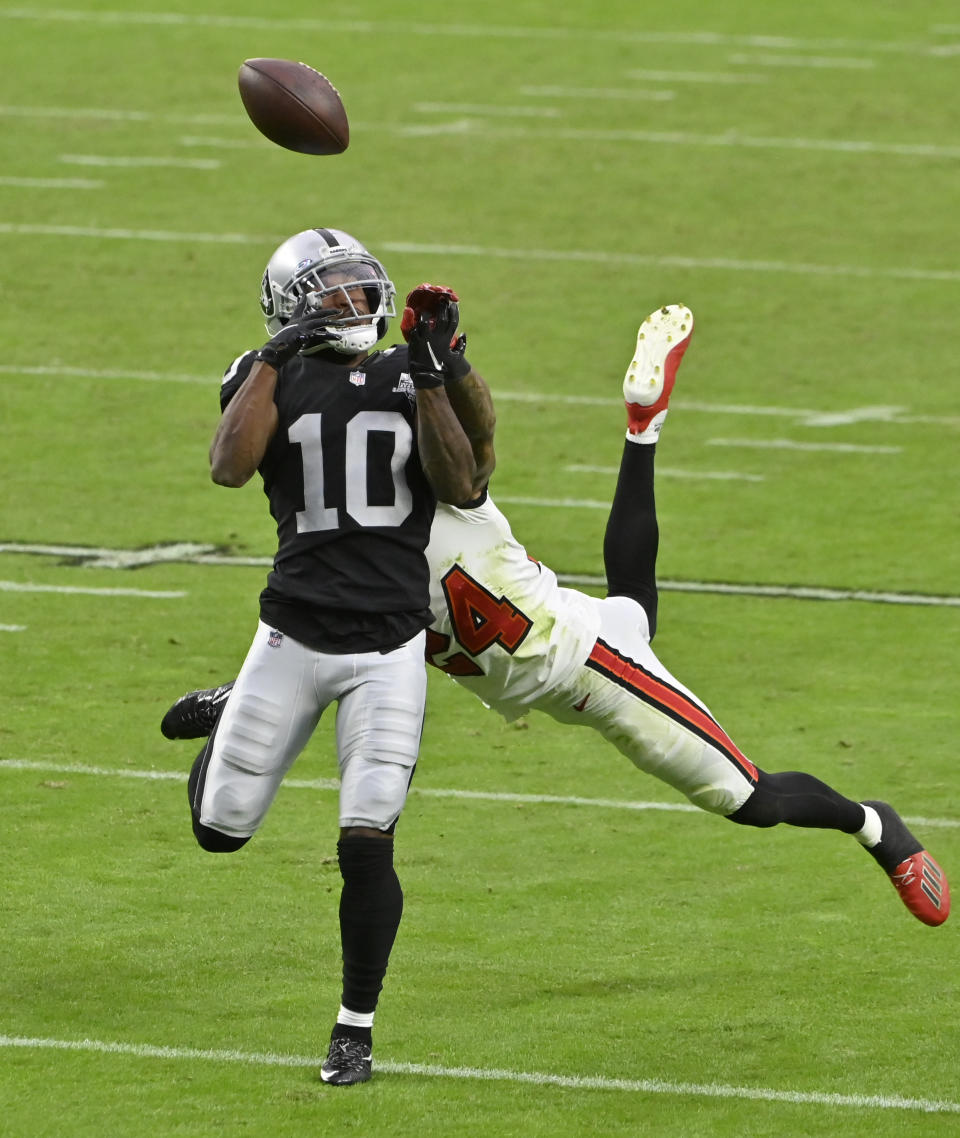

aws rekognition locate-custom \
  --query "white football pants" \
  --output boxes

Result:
[539,595,758,816]
[196,621,427,836]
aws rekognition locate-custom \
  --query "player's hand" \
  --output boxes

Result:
[401,283,471,387]
[256,296,341,368]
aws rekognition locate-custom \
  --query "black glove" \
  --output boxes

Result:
[401,284,471,388]
[255,297,341,369]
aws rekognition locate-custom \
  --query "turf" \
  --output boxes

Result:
[1,1,958,1135]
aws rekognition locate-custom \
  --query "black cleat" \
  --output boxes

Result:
[320,1034,373,1086]
[862,800,950,926]
[160,682,234,740]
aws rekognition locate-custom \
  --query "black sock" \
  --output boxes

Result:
[728,770,866,833]
[603,441,659,637]
[337,836,404,1015]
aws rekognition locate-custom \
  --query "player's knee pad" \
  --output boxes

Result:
[217,691,288,776]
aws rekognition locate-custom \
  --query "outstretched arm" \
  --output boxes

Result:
[443,367,496,497]
[414,385,479,505]
[402,284,496,502]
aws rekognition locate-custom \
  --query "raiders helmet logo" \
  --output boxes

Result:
[259,269,275,318]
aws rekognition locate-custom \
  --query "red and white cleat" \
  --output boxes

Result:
[624,304,694,442]
[862,799,950,926]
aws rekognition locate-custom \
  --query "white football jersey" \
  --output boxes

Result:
[425,495,600,719]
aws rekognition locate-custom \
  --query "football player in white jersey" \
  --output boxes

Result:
[164,296,949,948]
[421,300,948,928]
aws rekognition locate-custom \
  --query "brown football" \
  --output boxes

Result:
[238,58,349,155]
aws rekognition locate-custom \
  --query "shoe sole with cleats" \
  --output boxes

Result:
[624,304,694,437]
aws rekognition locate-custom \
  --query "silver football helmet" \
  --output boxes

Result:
[259,227,397,356]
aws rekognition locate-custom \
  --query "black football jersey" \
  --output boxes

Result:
[220,344,435,652]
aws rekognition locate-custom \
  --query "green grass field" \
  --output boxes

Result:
[2,2,959,1134]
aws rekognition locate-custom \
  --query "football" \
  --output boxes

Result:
[237,58,349,155]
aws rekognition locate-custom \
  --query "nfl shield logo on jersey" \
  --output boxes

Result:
[349,371,366,386]
[267,629,284,648]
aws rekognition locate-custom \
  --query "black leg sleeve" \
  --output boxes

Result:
[728,769,865,833]
[337,836,404,1015]
[603,441,660,638]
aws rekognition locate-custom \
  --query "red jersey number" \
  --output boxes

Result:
[442,565,533,655]
[426,565,534,676]
[425,628,483,676]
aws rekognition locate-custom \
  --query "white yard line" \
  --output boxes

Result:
[565,464,765,482]
[3,101,960,161]
[0,10,947,57]
[495,495,611,509]
[5,366,956,430]
[179,135,270,148]
[0,222,257,243]
[625,69,768,84]
[412,101,563,118]
[188,121,960,161]
[705,438,902,454]
[1,544,957,608]
[0,580,185,598]
[0,541,216,565]
[0,363,213,383]
[2,760,959,830]
[59,154,220,169]
[518,85,676,101]
[561,575,960,608]
[0,104,244,125]
[360,123,960,160]
[727,52,876,69]
[0,1033,957,1111]
[0,624,26,632]
[4,224,960,290]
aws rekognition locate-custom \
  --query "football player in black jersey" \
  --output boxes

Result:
[188,228,489,1086]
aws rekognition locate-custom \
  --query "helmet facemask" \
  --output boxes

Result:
[260,230,397,356]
